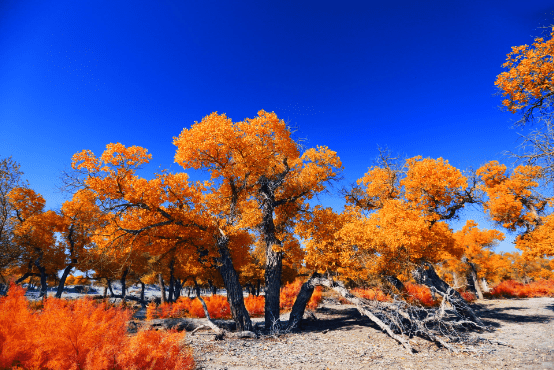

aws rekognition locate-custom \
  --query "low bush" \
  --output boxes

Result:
[487,279,554,299]
[0,283,194,370]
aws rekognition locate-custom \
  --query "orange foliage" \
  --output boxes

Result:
[495,27,554,115]
[151,295,232,320]
[244,295,265,317]
[404,283,439,307]
[487,279,554,299]
[0,283,194,370]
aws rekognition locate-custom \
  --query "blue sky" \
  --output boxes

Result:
[2,0,554,252]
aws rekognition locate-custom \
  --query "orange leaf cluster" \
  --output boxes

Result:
[0,284,194,370]
[495,27,554,114]
[404,283,439,307]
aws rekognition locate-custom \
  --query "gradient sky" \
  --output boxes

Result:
[2,0,554,252]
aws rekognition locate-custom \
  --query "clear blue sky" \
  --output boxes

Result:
[2,0,553,252]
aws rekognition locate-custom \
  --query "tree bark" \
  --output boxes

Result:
[382,275,405,293]
[463,258,484,300]
[55,262,75,298]
[120,268,128,301]
[158,273,167,304]
[412,262,484,326]
[140,281,145,303]
[168,259,175,303]
[215,232,253,332]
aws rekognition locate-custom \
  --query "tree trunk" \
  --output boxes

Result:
[37,265,48,299]
[120,268,129,301]
[158,274,167,304]
[256,279,261,296]
[481,278,490,293]
[382,275,405,292]
[288,273,319,328]
[168,259,175,303]
[174,279,182,301]
[264,245,282,328]
[140,281,145,302]
[107,279,115,297]
[463,258,484,300]
[215,232,253,332]
[15,272,32,284]
[55,262,75,298]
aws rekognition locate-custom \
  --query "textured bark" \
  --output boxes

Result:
[412,262,484,326]
[287,273,319,328]
[215,233,253,332]
[120,268,128,301]
[106,279,115,297]
[168,259,175,303]
[140,281,146,304]
[55,262,75,298]
[464,259,484,300]
[382,275,405,293]
[158,274,167,304]
[258,176,283,329]
[286,274,414,353]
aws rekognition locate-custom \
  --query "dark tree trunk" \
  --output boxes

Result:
[107,279,115,297]
[173,279,182,301]
[215,232,253,332]
[37,265,48,299]
[258,176,284,329]
[168,260,175,303]
[382,275,405,293]
[208,280,217,296]
[288,273,320,328]
[140,281,145,302]
[158,274,167,304]
[120,268,128,301]
[55,262,75,298]
[256,279,261,296]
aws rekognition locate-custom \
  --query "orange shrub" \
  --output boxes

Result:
[405,283,439,307]
[244,295,265,317]
[352,287,390,302]
[279,279,322,311]
[458,290,477,302]
[152,295,232,320]
[488,279,554,298]
[0,283,194,370]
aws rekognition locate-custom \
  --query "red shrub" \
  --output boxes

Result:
[244,295,265,317]
[488,279,554,299]
[405,283,439,307]
[0,283,194,370]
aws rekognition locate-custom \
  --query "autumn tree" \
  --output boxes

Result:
[68,142,257,331]
[8,187,64,297]
[290,155,483,335]
[476,161,554,258]
[496,27,554,184]
[174,110,342,328]
[0,157,26,284]
[449,220,505,299]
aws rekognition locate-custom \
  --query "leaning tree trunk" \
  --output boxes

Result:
[215,232,253,332]
[412,262,484,326]
[287,273,414,353]
[55,260,76,298]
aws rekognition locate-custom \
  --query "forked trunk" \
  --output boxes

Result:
[464,259,484,300]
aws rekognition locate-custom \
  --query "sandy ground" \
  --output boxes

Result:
[24,285,554,369]
[187,297,554,370]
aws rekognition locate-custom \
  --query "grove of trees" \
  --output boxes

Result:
[1,27,554,362]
